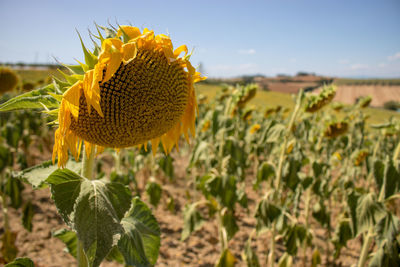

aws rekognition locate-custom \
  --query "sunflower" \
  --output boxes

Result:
[53,25,206,167]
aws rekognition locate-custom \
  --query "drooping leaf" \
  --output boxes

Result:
[282,158,301,191]
[181,203,204,241]
[312,200,330,227]
[277,253,293,267]
[254,162,275,189]
[158,155,174,180]
[118,197,161,267]
[242,239,260,267]
[4,174,24,209]
[284,224,307,255]
[311,249,321,267]
[356,193,386,236]
[22,201,34,232]
[332,217,353,258]
[1,230,18,263]
[145,181,162,207]
[222,210,239,241]
[53,229,78,258]
[4,257,35,267]
[0,145,13,172]
[255,198,282,233]
[216,249,236,267]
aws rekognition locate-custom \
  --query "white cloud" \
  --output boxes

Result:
[388,52,400,61]
[238,49,256,55]
[378,63,386,68]
[350,63,369,70]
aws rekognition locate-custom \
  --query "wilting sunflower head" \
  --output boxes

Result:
[53,25,206,167]
[357,95,372,108]
[0,67,19,94]
[323,120,349,138]
[353,149,369,166]
[304,85,336,113]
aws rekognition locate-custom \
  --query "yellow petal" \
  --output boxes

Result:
[118,26,142,40]
[122,42,137,63]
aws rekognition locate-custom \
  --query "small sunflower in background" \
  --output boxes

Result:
[52,25,206,167]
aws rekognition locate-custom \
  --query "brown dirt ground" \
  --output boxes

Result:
[0,138,365,267]
[334,85,400,107]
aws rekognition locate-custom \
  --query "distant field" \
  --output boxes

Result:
[15,68,64,83]
[196,83,400,125]
[334,85,400,107]
[335,78,400,86]
[13,70,400,124]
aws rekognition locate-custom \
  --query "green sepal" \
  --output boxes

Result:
[77,30,98,69]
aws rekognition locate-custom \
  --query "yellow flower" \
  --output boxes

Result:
[53,25,206,167]
[249,124,261,134]
[201,120,211,132]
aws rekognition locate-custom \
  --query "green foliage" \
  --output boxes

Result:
[4,257,35,267]
[181,203,205,241]
[47,169,132,267]
[145,181,162,207]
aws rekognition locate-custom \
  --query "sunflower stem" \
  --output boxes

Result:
[77,145,96,267]
[268,90,303,267]
[82,145,96,180]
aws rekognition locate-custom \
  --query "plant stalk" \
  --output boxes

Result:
[268,90,304,267]
[77,144,96,267]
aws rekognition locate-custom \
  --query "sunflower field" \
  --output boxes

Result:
[0,25,399,267]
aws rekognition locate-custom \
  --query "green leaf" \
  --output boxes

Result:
[118,197,161,267]
[53,229,78,258]
[0,145,13,172]
[18,160,81,189]
[145,181,162,207]
[158,155,174,180]
[46,169,83,225]
[383,161,400,199]
[22,201,34,232]
[242,239,260,267]
[222,210,239,241]
[282,158,301,191]
[332,217,353,258]
[356,193,386,236]
[4,257,35,267]
[277,253,293,267]
[266,124,285,143]
[206,175,238,210]
[311,249,321,267]
[216,249,236,267]
[284,224,307,255]
[181,203,204,241]
[312,200,330,227]
[375,212,400,246]
[105,246,125,264]
[1,230,18,263]
[47,169,132,267]
[255,199,282,233]
[254,162,275,189]
[0,84,59,112]
[4,174,24,209]
[373,160,385,189]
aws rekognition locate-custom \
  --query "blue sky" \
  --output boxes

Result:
[0,0,399,78]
